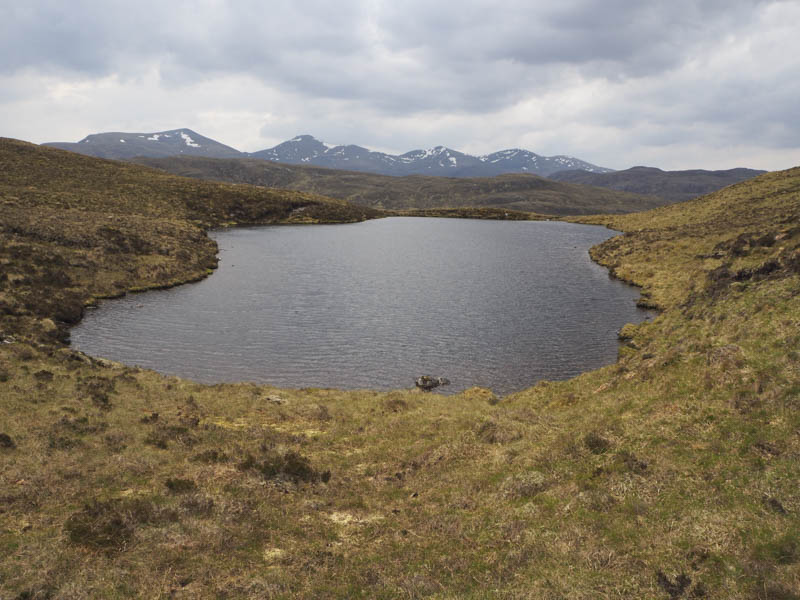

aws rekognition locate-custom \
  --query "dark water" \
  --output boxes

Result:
[70,218,652,394]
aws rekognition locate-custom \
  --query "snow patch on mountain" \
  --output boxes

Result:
[250,135,613,176]
[180,132,201,148]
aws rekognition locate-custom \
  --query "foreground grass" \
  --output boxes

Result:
[1,141,799,597]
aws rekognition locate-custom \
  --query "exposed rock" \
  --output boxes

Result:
[265,394,288,405]
[415,376,450,391]
[93,357,123,369]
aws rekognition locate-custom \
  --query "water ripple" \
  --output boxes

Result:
[71,218,652,394]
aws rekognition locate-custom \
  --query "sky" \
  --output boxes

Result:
[1,0,799,171]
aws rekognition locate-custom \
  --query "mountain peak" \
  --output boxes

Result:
[45,128,242,160]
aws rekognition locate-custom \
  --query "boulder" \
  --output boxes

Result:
[415,376,450,391]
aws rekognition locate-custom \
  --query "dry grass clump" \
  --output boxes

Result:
[64,497,177,552]
[237,449,329,484]
[164,478,198,494]
[583,431,612,454]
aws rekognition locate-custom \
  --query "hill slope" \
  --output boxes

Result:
[133,155,664,215]
[550,165,766,203]
[1,141,799,597]
[0,138,378,342]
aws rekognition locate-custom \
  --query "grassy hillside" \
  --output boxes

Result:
[1,141,799,598]
[550,166,766,204]
[132,155,665,215]
[4,138,378,227]
[0,138,379,344]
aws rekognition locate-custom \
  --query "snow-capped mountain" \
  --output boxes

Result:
[44,128,242,160]
[44,130,613,177]
[249,136,400,173]
[479,148,607,176]
[250,135,612,177]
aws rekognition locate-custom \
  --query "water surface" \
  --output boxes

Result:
[71,218,652,394]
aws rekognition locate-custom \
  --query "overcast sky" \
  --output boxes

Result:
[1,0,798,171]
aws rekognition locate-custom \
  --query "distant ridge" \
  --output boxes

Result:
[549,165,767,203]
[44,129,613,178]
[249,134,613,177]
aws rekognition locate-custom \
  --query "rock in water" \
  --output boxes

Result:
[415,376,450,391]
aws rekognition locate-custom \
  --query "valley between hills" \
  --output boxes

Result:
[132,155,664,216]
[1,138,799,597]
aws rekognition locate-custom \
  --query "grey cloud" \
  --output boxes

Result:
[375,1,767,77]
[3,1,767,106]
[1,1,165,75]
[1,0,798,170]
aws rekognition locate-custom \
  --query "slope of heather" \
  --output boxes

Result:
[550,165,766,203]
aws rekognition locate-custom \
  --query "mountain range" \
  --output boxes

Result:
[249,134,612,177]
[44,129,613,178]
[44,128,767,204]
